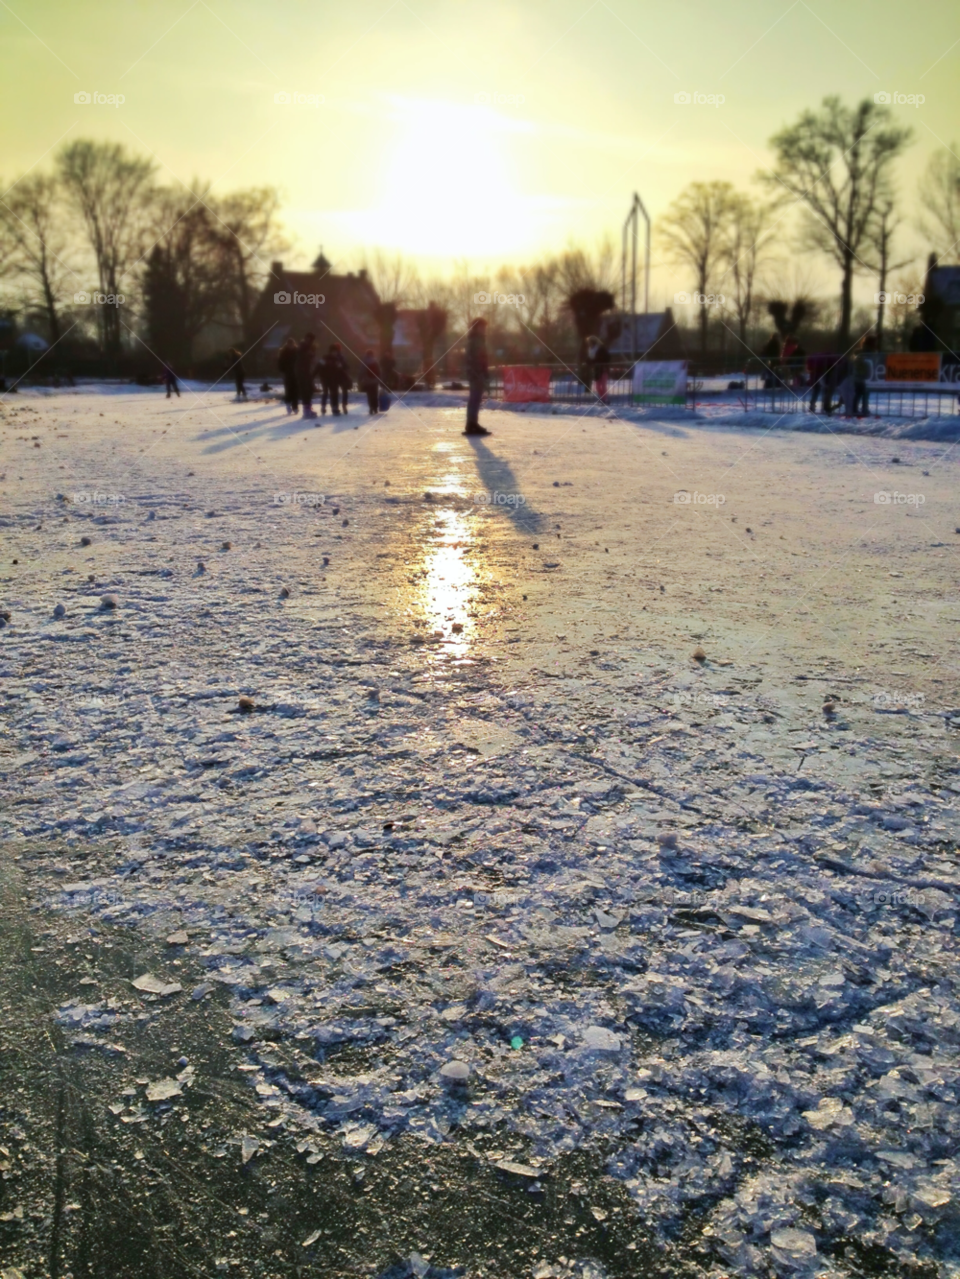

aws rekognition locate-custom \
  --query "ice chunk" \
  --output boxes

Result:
[582,1026,621,1053]
[145,1078,182,1102]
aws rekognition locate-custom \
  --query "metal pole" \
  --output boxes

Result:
[633,193,651,314]
[631,200,637,360]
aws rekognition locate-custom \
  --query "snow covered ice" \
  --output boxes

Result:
[2,386,960,1276]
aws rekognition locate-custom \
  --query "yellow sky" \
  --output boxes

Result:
[2,0,958,302]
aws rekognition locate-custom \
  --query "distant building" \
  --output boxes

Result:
[249,255,381,371]
[599,309,685,361]
[911,257,960,356]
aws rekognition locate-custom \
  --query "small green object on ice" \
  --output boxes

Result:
[511,1036,523,1050]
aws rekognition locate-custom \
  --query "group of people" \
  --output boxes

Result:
[807,336,877,417]
[276,336,393,420]
[277,336,346,419]
[159,319,494,434]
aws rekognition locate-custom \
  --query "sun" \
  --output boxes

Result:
[370,98,536,258]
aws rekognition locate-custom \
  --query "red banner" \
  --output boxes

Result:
[503,366,551,402]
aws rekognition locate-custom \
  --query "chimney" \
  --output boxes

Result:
[271,261,283,278]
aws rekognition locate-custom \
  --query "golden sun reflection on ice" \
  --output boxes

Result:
[415,509,477,659]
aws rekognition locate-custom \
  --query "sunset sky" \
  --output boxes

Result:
[2,0,958,303]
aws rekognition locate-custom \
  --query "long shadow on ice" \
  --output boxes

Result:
[465,436,543,534]
[196,409,316,454]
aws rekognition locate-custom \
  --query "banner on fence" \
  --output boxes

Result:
[632,360,687,405]
[503,365,551,402]
[884,353,941,382]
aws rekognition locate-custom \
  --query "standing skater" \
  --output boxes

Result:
[162,363,180,398]
[359,349,381,415]
[321,343,349,416]
[590,335,611,404]
[333,343,351,415]
[229,349,248,401]
[463,317,490,436]
[853,336,876,418]
[277,337,299,414]
[297,333,318,419]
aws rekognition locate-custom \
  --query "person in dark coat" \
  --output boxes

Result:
[228,349,247,400]
[296,333,318,419]
[463,318,490,436]
[162,364,180,399]
[331,343,351,414]
[588,335,611,403]
[853,335,876,418]
[359,350,381,415]
[277,337,299,414]
[320,344,349,415]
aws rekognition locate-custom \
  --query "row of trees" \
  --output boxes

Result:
[659,97,960,357]
[0,140,287,368]
[2,100,959,372]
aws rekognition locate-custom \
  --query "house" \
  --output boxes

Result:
[911,258,960,357]
[249,255,381,372]
[599,308,686,361]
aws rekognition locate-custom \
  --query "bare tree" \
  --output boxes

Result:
[917,146,960,260]
[141,184,226,367]
[658,180,737,356]
[209,187,289,346]
[0,173,75,345]
[57,140,156,357]
[357,249,419,305]
[763,96,912,345]
[865,199,912,349]
[719,194,777,348]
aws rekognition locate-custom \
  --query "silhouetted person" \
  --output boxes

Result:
[463,317,490,436]
[229,349,247,400]
[162,364,180,398]
[853,335,876,418]
[321,344,349,415]
[297,333,318,419]
[588,335,611,403]
[360,350,381,415]
[278,337,299,414]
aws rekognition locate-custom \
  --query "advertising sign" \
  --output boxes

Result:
[632,360,687,405]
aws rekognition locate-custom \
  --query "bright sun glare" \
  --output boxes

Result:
[369,99,536,257]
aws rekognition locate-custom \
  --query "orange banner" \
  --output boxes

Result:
[503,366,551,402]
[884,353,941,382]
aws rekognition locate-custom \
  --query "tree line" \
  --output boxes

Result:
[658,95,960,359]
[0,140,287,372]
[1,98,958,374]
